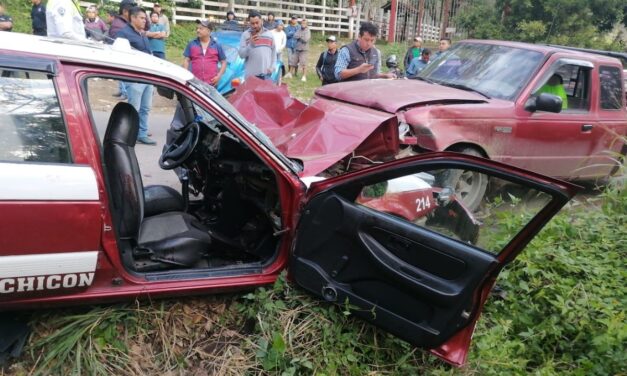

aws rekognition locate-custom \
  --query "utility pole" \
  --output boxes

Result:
[387,0,397,42]
[440,0,451,39]
[416,0,425,38]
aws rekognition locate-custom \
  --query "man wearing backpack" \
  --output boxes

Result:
[315,35,339,85]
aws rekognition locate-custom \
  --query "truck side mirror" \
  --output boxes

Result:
[525,93,562,113]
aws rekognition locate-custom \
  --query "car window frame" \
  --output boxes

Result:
[598,65,625,111]
[529,58,594,114]
[0,67,74,165]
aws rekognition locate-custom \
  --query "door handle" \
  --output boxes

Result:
[581,124,593,132]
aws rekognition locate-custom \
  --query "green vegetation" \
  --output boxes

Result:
[456,0,627,50]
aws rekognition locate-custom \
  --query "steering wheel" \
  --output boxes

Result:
[159,122,200,170]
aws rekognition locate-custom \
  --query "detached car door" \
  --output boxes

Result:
[291,152,577,366]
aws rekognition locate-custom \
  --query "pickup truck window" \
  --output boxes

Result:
[0,69,71,164]
[552,64,591,111]
[419,43,544,101]
[599,66,623,110]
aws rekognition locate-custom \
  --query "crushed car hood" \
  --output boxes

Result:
[315,79,487,113]
[229,78,396,177]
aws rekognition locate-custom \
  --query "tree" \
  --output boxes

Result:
[455,0,626,50]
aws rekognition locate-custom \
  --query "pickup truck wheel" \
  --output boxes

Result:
[439,147,489,211]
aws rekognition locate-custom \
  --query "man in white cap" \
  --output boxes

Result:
[315,35,339,85]
[403,36,422,71]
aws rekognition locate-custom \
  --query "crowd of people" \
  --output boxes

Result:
[0,1,455,145]
[230,11,452,85]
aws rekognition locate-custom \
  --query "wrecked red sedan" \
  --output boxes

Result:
[0,33,578,366]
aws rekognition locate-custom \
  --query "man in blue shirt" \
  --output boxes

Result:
[117,7,157,145]
[284,16,299,78]
[148,11,167,59]
[406,48,431,78]
[334,22,394,82]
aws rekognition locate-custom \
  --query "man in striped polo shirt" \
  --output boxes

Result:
[238,10,276,80]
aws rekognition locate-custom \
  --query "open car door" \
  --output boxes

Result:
[291,152,578,366]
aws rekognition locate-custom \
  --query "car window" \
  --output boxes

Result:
[534,64,591,112]
[419,43,544,101]
[0,69,71,164]
[83,76,197,187]
[599,66,624,110]
[356,168,552,255]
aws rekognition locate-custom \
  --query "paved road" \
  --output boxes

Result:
[93,110,180,188]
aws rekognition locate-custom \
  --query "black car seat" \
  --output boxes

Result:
[103,102,211,270]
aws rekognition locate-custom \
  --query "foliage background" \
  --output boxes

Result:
[455,0,627,51]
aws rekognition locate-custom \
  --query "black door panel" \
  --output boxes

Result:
[293,193,497,348]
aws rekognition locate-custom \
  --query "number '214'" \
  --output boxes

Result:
[415,197,431,212]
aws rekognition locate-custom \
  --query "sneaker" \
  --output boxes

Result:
[284,72,292,79]
[147,132,153,137]
[137,136,157,145]
[301,75,307,82]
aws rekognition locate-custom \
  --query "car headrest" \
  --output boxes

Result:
[104,102,139,147]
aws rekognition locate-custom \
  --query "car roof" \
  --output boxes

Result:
[460,39,622,65]
[0,32,194,83]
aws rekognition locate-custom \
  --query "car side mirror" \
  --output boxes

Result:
[156,86,175,99]
[525,93,562,113]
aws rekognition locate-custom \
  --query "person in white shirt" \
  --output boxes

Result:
[271,20,286,63]
[46,0,86,40]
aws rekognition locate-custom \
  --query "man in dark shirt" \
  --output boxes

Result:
[223,10,239,30]
[315,35,339,85]
[0,3,13,32]
[31,0,47,36]
[109,0,135,100]
[334,22,394,82]
[116,7,157,145]
[108,0,135,39]
[263,12,277,30]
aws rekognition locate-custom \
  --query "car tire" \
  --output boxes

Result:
[439,147,489,212]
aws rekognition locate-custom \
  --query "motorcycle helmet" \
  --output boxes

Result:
[386,55,398,69]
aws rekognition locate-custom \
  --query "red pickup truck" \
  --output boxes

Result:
[314,41,627,209]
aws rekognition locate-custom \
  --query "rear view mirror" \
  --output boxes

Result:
[525,93,562,113]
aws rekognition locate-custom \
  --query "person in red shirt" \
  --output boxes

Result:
[183,20,226,86]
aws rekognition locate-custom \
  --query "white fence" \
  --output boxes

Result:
[79,0,461,42]
[171,0,359,36]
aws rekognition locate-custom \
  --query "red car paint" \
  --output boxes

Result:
[229,78,399,176]
[0,35,580,367]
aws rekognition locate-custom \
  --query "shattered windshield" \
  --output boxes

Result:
[419,43,545,101]
[189,78,302,173]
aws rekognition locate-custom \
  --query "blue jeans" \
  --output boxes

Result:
[126,83,153,139]
[153,51,166,59]
[118,81,128,97]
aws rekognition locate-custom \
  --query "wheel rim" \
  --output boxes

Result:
[456,169,486,210]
